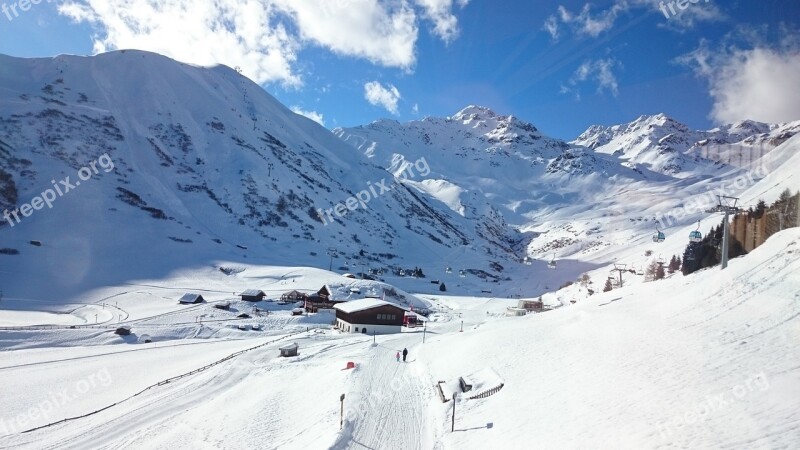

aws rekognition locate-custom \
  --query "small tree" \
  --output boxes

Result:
[439,282,446,292]
[655,263,666,280]
[646,261,658,282]
[603,279,613,292]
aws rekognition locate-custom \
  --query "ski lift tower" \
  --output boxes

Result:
[612,263,627,288]
[710,196,741,270]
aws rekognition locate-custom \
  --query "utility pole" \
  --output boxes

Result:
[423,321,427,344]
[327,249,335,271]
[717,196,740,270]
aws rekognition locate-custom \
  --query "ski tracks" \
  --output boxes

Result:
[343,340,434,450]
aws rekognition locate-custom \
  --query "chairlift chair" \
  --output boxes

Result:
[547,253,557,270]
[653,224,666,243]
[523,256,532,266]
[445,266,453,274]
[459,270,466,278]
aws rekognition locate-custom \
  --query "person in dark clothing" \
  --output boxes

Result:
[402,348,408,362]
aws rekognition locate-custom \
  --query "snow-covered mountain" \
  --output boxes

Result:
[0,52,526,302]
[1,51,797,306]
[572,113,800,176]
[335,107,799,287]
[334,106,660,260]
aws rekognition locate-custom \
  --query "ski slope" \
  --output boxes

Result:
[1,229,797,449]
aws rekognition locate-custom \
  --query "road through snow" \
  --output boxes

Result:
[337,334,439,450]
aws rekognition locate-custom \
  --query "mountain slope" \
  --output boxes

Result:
[0,52,504,302]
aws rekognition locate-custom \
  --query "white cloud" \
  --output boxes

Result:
[273,0,418,69]
[543,15,560,40]
[58,0,472,86]
[552,3,628,38]
[415,0,470,43]
[412,103,420,115]
[291,106,325,126]
[678,44,800,124]
[562,58,620,98]
[59,0,302,86]
[544,0,722,40]
[364,81,402,115]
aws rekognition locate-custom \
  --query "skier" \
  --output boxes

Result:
[402,348,408,362]
[395,351,401,362]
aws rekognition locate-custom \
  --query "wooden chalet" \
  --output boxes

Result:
[240,289,266,302]
[178,293,205,304]
[305,285,344,312]
[280,290,308,302]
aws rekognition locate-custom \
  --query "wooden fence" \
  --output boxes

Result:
[469,383,504,400]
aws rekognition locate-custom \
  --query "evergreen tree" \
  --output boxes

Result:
[754,199,767,219]
[646,261,658,282]
[655,263,666,280]
[439,282,446,292]
[603,279,613,292]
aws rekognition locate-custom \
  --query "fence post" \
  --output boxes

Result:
[340,394,346,430]
[451,392,457,432]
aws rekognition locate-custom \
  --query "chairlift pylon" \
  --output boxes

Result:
[547,253,557,269]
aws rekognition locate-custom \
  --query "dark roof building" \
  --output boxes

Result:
[179,293,205,304]
[240,289,266,302]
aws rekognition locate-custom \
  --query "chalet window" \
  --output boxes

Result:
[355,327,359,332]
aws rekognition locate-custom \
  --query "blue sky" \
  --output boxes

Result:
[1,0,798,139]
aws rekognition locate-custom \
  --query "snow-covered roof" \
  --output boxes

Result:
[240,289,265,296]
[279,343,298,351]
[178,293,203,303]
[334,299,406,314]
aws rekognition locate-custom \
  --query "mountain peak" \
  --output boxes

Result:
[451,105,498,121]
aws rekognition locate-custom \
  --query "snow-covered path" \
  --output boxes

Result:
[336,334,438,450]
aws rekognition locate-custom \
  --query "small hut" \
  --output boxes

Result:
[114,326,131,336]
[179,293,205,304]
[279,343,299,357]
[240,289,266,302]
